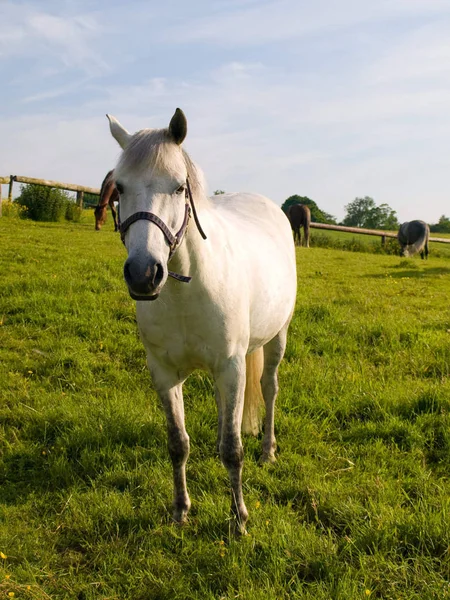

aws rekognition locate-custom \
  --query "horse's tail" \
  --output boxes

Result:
[242,348,264,435]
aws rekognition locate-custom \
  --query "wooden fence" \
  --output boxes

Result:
[0,175,101,217]
[309,222,450,245]
[1,175,449,245]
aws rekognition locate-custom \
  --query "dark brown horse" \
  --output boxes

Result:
[94,170,119,231]
[287,203,311,247]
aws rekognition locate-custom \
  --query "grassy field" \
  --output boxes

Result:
[1,213,450,599]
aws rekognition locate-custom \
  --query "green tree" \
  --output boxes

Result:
[342,196,376,227]
[342,197,398,230]
[213,189,226,195]
[430,215,450,233]
[375,203,400,230]
[281,195,336,224]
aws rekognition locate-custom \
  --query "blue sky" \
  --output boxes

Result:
[2,0,450,223]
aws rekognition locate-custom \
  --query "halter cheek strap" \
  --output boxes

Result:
[118,181,206,284]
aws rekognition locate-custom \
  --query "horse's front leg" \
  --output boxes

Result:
[150,363,191,523]
[215,355,248,535]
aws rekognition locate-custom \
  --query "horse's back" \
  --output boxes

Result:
[213,192,292,238]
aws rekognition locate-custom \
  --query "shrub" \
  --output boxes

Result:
[1,200,25,218]
[16,184,73,222]
[65,202,83,222]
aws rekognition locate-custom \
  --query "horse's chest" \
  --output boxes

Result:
[136,302,227,372]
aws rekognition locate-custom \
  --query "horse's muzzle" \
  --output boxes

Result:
[124,257,165,300]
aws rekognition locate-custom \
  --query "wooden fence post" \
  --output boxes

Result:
[381,235,386,247]
[8,176,14,201]
[76,190,84,209]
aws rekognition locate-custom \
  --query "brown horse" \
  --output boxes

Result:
[94,170,119,231]
[287,203,311,247]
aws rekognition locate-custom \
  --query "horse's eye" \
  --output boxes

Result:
[176,185,185,195]
[116,182,124,195]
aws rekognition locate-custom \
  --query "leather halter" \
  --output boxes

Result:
[118,178,207,285]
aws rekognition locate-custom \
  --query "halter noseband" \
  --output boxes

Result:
[118,178,207,286]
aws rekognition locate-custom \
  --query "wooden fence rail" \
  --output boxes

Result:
[11,175,100,196]
[0,175,101,215]
[310,222,450,245]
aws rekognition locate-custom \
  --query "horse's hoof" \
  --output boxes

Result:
[259,452,277,465]
[230,520,248,537]
[173,512,188,525]
[173,504,190,525]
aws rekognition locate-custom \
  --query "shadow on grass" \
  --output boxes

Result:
[0,420,165,506]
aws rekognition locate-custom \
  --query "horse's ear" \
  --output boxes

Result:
[106,114,132,149]
[168,108,187,145]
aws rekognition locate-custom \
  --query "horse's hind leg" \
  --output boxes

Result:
[422,241,429,260]
[260,320,290,464]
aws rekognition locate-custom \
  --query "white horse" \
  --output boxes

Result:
[107,108,297,534]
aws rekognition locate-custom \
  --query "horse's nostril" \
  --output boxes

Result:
[153,263,164,287]
[124,261,132,284]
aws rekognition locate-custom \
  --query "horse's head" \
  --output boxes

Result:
[94,204,107,230]
[107,109,190,301]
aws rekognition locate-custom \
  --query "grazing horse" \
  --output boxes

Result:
[106,108,297,534]
[94,170,119,231]
[398,220,429,259]
[287,203,311,247]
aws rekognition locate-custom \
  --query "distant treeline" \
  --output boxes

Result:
[281,194,450,233]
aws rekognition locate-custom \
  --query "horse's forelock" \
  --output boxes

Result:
[117,128,208,203]
[118,129,168,173]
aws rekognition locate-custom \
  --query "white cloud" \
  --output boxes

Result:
[0,2,109,75]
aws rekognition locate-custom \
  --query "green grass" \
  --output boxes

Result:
[1,214,450,599]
